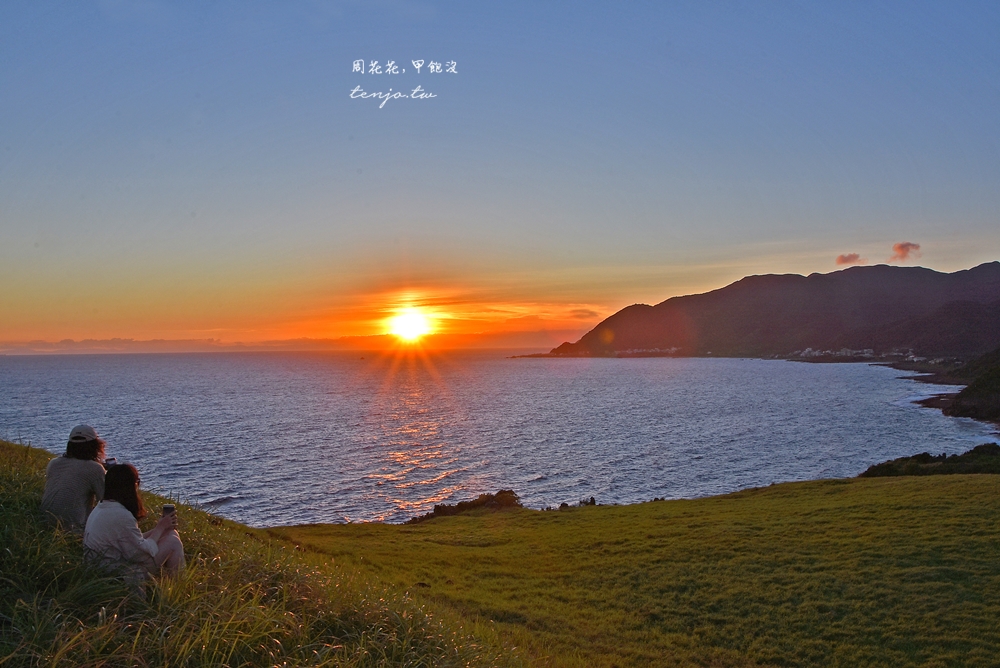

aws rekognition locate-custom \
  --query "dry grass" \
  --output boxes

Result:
[0,440,523,667]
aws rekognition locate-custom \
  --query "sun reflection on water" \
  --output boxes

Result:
[358,346,476,519]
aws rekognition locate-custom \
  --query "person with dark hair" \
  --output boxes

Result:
[40,425,108,532]
[83,463,185,580]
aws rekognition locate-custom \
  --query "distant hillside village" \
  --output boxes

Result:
[792,348,938,362]
[603,346,946,364]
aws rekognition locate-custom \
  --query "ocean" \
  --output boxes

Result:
[1,351,995,526]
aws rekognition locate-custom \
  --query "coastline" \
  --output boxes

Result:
[878,360,964,415]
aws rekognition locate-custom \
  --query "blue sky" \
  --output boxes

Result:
[2,1,998,343]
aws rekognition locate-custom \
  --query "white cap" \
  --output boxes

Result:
[68,424,100,442]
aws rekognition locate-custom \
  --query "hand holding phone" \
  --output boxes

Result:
[162,504,178,528]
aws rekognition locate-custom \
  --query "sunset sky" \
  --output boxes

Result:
[2,2,999,349]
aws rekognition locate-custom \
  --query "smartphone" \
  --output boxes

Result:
[104,457,117,467]
[163,504,176,515]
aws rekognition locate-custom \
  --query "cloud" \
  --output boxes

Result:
[569,308,601,320]
[835,253,865,266]
[888,242,921,262]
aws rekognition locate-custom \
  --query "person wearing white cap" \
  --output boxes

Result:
[40,425,108,533]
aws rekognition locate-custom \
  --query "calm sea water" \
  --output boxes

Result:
[1,352,995,526]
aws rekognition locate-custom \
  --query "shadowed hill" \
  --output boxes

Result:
[944,345,1000,421]
[835,299,1000,356]
[551,262,1000,357]
[859,442,1000,477]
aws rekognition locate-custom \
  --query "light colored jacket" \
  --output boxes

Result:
[41,456,105,532]
[83,500,158,580]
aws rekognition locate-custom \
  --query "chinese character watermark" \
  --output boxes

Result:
[349,58,458,108]
[351,59,458,75]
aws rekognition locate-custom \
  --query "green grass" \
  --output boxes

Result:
[271,476,1000,667]
[8,436,1000,667]
[0,440,522,667]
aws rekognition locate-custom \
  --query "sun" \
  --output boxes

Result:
[387,308,433,342]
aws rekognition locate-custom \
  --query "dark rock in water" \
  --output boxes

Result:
[406,489,521,524]
[859,443,1000,477]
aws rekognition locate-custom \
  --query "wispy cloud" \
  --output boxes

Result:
[835,253,865,266]
[888,242,921,262]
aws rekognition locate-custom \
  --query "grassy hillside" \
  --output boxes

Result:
[8,436,1000,667]
[272,475,1000,667]
[0,440,520,667]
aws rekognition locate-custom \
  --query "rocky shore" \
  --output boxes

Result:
[889,347,1000,425]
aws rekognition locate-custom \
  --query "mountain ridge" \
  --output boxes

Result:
[551,262,1000,358]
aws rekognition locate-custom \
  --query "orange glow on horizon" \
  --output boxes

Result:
[0,278,607,351]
